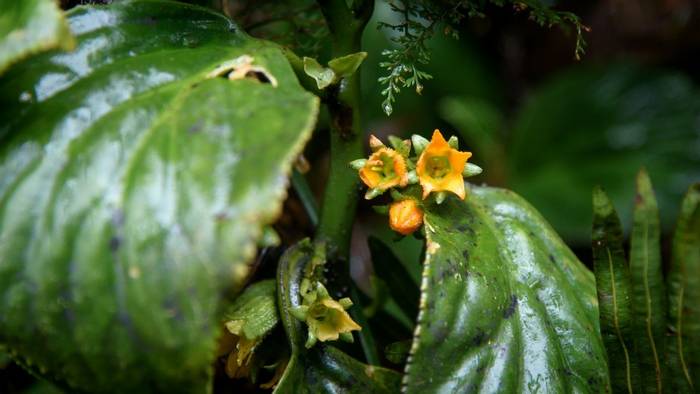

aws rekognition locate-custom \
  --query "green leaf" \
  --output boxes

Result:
[592,186,639,393]
[0,0,74,75]
[507,65,700,242]
[384,340,411,365]
[629,169,667,393]
[303,56,335,90]
[0,1,318,391]
[0,344,8,368]
[223,279,278,343]
[403,185,610,393]
[368,236,419,322]
[666,183,700,393]
[327,52,367,78]
[300,52,365,90]
[275,240,402,393]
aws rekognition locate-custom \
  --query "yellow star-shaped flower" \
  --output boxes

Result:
[307,298,362,342]
[358,145,408,193]
[416,130,472,200]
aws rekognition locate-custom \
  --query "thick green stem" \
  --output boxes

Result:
[316,0,373,257]
[314,0,378,365]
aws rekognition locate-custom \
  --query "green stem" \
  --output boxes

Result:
[315,0,378,365]
[315,0,373,257]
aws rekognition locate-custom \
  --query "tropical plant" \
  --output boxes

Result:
[592,170,700,393]
[0,1,697,393]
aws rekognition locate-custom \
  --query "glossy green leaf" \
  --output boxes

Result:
[592,186,639,393]
[327,52,367,78]
[629,169,666,393]
[275,240,402,393]
[0,0,74,75]
[667,183,700,393]
[0,1,318,391]
[508,65,700,242]
[303,56,335,89]
[403,185,609,393]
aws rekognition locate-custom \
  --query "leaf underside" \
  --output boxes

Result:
[403,185,610,393]
[0,1,318,391]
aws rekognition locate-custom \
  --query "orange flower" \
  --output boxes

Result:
[389,199,424,235]
[416,130,472,200]
[359,146,408,194]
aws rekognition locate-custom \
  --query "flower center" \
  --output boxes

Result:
[308,303,330,322]
[369,152,397,180]
[426,155,450,179]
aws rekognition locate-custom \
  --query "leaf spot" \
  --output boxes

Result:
[207,55,278,86]
[109,236,121,252]
[472,328,487,346]
[503,295,518,318]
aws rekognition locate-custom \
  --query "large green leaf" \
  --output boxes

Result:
[667,183,700,393]
[592,186,638,393]
[0,0,74,75]
[275,240,402,393]
[403,185,609,393]
[0,1,318,391]
[507,65,700,243]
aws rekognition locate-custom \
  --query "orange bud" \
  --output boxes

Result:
[389,199,424,235]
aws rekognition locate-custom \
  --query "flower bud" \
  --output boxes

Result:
[389,199,424,235]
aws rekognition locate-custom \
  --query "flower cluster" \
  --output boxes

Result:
[351,129,482,235]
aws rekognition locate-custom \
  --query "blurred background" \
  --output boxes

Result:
[4,0,700,392]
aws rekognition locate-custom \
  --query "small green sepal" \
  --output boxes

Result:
[435,191,447,205]
[462,163,483,178]
[339,332,355,343]
[350,159,367,170]
[338,297,353,309]
[411,134,429,155]
[408,170,419,184]
[365,188,384,200]
[448,135,459,149]
[290,306,309,321]
[388,135,410,156]
[305,332,318,349]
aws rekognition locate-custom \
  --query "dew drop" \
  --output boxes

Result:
[383,103,393,116]
[19,91,33,103]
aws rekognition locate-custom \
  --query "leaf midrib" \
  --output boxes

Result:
[606,247,633,393]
